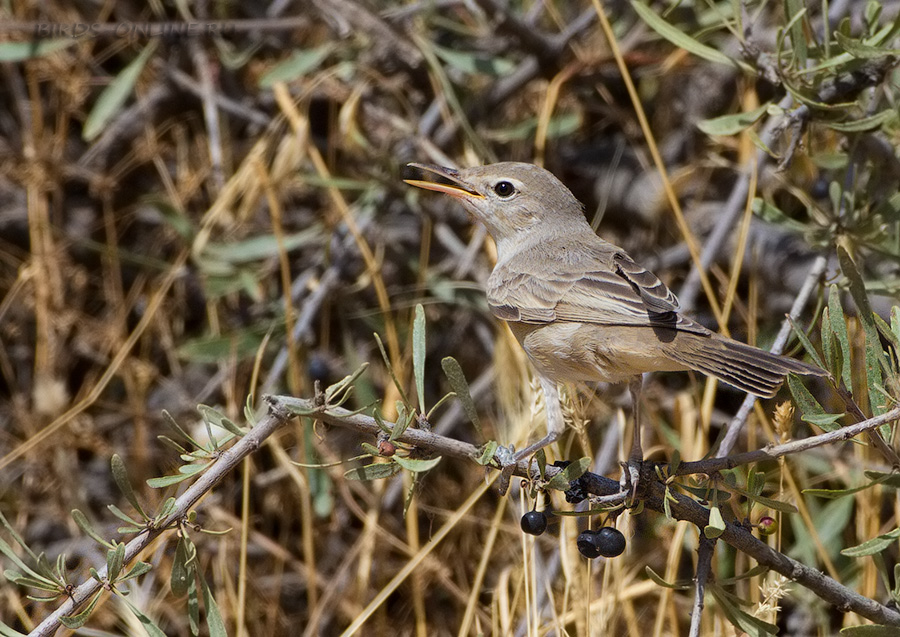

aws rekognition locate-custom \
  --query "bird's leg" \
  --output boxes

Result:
[497,377,564,494]
[620,374,644,498]
[513,377,564,462]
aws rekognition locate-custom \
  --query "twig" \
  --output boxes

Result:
[28,397,297,637]
[689,536,716,637]
[678,403,900,476]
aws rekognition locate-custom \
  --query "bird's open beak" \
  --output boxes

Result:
[403,163,485,200]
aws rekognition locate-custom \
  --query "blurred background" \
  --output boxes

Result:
[1,0,899,635]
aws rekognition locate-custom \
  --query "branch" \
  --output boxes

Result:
[286,396,900,627]
[28,397,296,637]
[679,403,900,476]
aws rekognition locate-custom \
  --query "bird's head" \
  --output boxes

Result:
[403,162,586,252]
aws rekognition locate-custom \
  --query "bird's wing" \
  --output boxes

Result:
[487,243,708,335]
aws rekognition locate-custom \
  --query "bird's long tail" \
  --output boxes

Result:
[665,333,826,398]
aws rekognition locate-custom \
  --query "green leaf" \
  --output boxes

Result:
[72,509,114,550]
[202,228,322,264]
[59,590,103,629]
[121,561,153,582]
[704,506,726,539]
[546,457,591,490]
[432,45,515,76]
[0,39,74,62]
[259,44,334,87]
[116,593,168,637]
[828,285,853,387]
[83,41,158,141]
[835,31,900,59]
[826,109,897,132]
[373,332,410,406]
[106,542,126,581]
[787,316,826,370]
[476,440,499,466]
[111,454,146,519]
[394,455,442,473]
[710,584,778,634]
[441,357,483,440]
[838,245,887,419]
[784,0,807,67]
[644,566,691,590]
[147,473,195,488]
[413,304,426,415]
[344,462,402,481]
[788,375,843,431]
[631,1,750,70]
[0,619,28,636]
[199,569,228,637]
[171,535,196,597]
[177,325,278,364]
[697,103,771,136]
[842,527,900,557]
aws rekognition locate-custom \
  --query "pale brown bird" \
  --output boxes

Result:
[404,162,824,491]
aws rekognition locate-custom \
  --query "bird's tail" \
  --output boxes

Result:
[665,333,826,398]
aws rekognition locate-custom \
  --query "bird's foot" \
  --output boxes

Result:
[619,457,643,504]
[494,445,518,495]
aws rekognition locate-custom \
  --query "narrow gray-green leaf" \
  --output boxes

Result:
[199,570,228,637]
[59,590,103,629]
[838,246,886,418]
[117,593,168,637]
[441,357,483,439]
[644,566,691,590]
[546,457,591,490]
[71,509,114,549]
[344,462,402,481]
[121,561,153,582]
[106,542,126,582]
[710,584,779,634]
[111,454,146,518]
[394,455,442,473]
[697,103,770,136]
[0,39,74,62]
[83,41,158,141]
[476,440,499,466]
[259,44,334,88]
[842,527,900,557]
[828,285,853,387]
[787,316,826,370]
[788,375,842,431]
[171,535,195,597]
[413,304,426,415]
[147,473,194,488]
[826,109,897,132]
[631,1,750,70]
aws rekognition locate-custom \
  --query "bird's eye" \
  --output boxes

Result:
[493,181,516,197]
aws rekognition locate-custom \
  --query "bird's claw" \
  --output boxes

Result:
[494,444,518,495]
[619,458,642,504]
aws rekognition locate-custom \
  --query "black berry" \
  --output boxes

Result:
[577,530,602,558]
[577,527,626,559]
[520,510,548,536]
[595,527,626,557]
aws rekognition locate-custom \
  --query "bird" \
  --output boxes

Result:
[403,161,825,493]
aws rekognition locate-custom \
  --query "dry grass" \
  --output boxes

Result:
[1,1,899,635]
